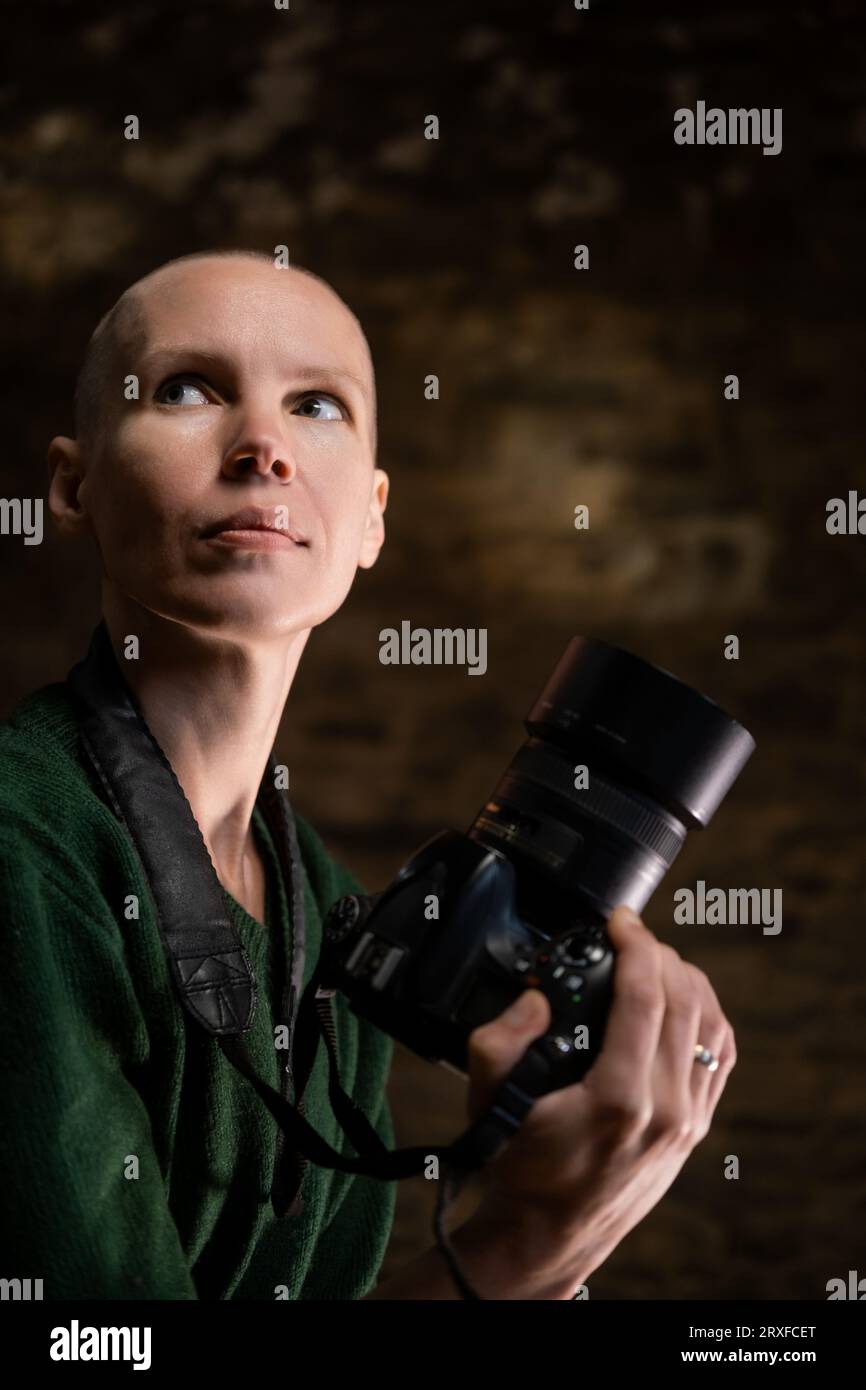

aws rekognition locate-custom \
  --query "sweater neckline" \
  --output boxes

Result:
[224,804,281,934]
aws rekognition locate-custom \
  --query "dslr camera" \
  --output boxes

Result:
[321,637,755,1101]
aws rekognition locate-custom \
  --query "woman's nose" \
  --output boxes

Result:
[219,408,297,480]
[221,432,297,482]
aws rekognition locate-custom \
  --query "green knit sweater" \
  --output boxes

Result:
[0,682,396,1300]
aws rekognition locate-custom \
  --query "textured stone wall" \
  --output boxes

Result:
[1,0,864,1299]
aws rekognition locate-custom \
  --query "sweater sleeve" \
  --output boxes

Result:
[0,833,199,1299]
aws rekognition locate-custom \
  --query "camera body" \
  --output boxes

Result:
[321,637,755,1100]
[323,828,615,1091]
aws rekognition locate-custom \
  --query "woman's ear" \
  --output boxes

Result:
[358,467,389,569]
[47,435,93,538]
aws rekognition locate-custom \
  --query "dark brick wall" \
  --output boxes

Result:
[1,0,864,1299]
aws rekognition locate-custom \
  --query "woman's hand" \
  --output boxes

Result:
[460,905,737,1298]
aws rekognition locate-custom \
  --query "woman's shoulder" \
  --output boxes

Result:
[0,681,143,894]
[2,679,81,743]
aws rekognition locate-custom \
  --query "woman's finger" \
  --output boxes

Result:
[703,1022,737,1126]
[650,945,702,1133]
[685,964,730,1109]
[582,905,666,1118]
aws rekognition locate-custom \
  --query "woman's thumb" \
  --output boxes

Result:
[466,988,551,1120]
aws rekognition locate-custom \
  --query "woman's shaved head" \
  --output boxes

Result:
[50,247,388,644]
[73,250,377,455]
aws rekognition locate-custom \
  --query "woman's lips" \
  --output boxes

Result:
[203,528,306,551]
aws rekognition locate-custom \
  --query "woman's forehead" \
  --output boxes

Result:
[133,259,368,366]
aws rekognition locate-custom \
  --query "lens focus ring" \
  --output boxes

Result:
[510,741,686,866]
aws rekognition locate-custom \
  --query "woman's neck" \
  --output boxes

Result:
[101,595,310,895]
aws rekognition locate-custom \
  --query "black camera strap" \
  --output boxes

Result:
[65,621,538,1298]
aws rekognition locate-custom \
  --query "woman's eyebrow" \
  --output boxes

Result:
[140,347,232,376]
[291,364,370,401]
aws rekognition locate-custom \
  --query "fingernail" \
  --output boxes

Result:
[614,905,641,926]
[502,989,538,1026]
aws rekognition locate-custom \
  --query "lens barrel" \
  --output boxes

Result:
[469,636,755,927]
[528,637,755,828]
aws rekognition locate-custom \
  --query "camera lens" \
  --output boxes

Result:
[468,636,755,934]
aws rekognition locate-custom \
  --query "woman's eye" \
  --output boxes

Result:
[155,378,210,407]
[293,393,345,422]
